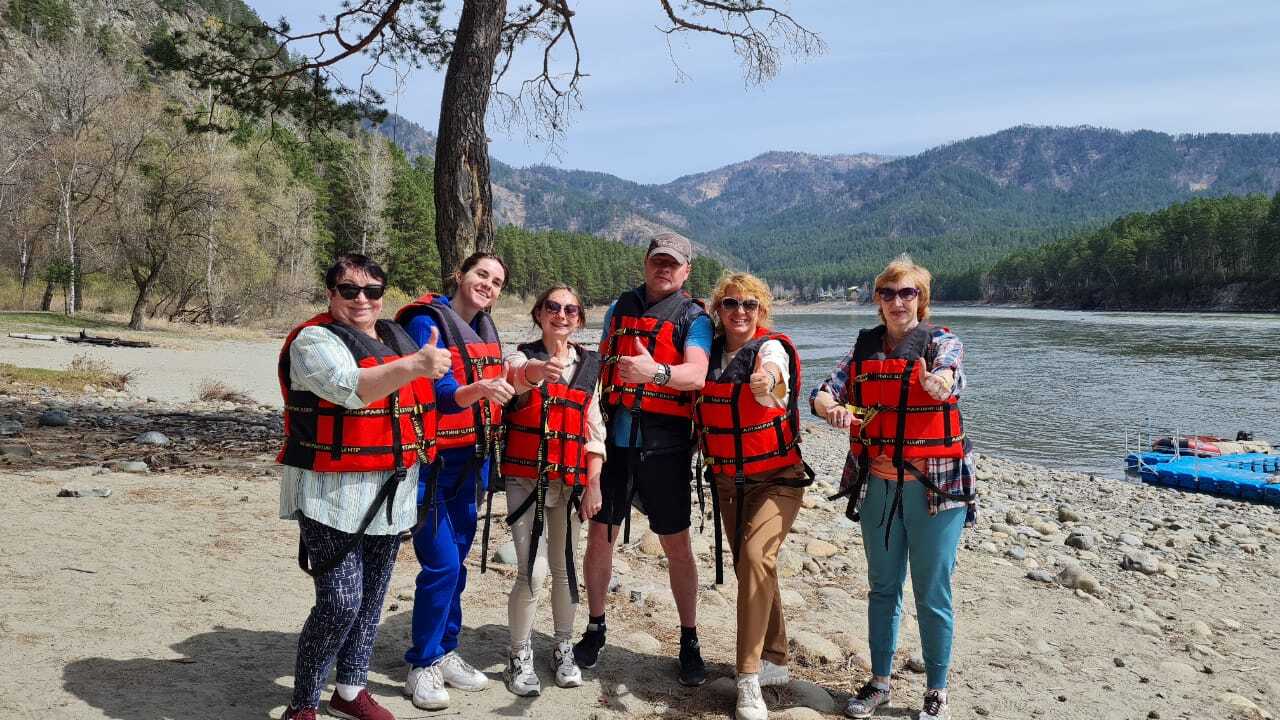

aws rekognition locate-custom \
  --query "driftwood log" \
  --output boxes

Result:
[8,333,57,341]
[60,330,152,348]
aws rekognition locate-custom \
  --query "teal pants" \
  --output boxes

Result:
[860,477,965,689]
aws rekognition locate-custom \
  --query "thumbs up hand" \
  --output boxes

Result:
[475,360,515,405]
[542,353,568,382]
[618,336,660,384]
[921,368,955,401]
[416,326,452,379]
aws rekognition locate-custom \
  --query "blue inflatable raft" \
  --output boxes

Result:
[1125,451,1280,505]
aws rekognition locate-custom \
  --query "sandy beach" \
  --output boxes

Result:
[2,319,1278,720]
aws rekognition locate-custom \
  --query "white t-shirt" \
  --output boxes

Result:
[719,338,790,408]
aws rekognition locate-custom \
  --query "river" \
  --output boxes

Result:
[771,306,1280,478]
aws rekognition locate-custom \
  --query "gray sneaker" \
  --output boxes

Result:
[505,644,541,697]
[918,689,949,720]
[759,658,790,687]
[845,681,891,718]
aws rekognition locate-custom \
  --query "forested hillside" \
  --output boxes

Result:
[983,193,1280,310]
[0,0,719,329]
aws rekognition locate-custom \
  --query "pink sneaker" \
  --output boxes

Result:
[327,689,395,720]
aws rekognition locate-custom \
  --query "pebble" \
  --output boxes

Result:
[638,531,664,557]
[777,709,826,720]
[134,431,170,446]
[56,486,112,498]
[1057,506,1082,522]
[1157,660,1200,683]
[980,542,999,554]
[1004,510,1024,525]
[1192,574,1221,589]
[903,653,926,673]
[1055,564,1101,595]
[817,586,849,607]
[1005,546,1026,561]
[621,631,661,655]
[1225,523,1254,540]
[780,589,806,607]
[493,541,518,565]
[787,680,838,714]
[1064,529,1096,550]
[107,460,149,473]
[1217,692,1265,719]
[1188,620,1213,638]
[0,419,22,435]
[38,409,70,426]
[789,630,842,666]
[805,539,840,558]
[0,444,33,458]
[1119,532,1143,547]
[1120,550,1160,575]
[1026,569,1056,583]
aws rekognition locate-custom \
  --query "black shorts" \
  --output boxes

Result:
[594,444,693,535]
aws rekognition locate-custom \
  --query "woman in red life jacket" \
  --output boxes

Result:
[696,272,811,720]
[810,255,976,720]
[278,253,453,720]
[499,285,606,697]
[394,253,517,710]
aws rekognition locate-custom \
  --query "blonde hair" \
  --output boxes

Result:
[874,254,932,323]
[710,271,773,335]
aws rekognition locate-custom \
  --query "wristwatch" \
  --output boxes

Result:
[652,363,671,386]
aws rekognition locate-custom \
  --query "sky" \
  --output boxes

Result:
[247,0,1280,184]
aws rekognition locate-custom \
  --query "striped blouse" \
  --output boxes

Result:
[278,325,420,535]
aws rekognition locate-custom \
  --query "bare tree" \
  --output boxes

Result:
[163,0,824,288]
[344,132,392,256]
[28,34,126,314]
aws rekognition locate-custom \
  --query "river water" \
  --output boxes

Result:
[772,306,1280,478]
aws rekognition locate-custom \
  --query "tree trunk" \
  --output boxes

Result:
[129,269,161,330]
[40,277,54,311]
[433,0,504,291]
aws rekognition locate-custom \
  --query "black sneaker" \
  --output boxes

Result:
[573,625,606,669]
[677,637,707,687]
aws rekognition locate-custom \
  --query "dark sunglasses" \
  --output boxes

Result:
[334,283,386,300]
[541,299,582,318]
[720,297,760,313]
[875,287,920,302]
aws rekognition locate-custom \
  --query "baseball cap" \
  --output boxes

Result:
[646,232,693,265]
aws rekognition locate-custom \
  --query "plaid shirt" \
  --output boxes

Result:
[810,325,978,525]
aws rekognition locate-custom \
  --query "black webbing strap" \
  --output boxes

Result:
[708,463,725,585]
[565,484,584,605]
[729,383,748,564]
[878,359,915,548]
[477,439,501,575]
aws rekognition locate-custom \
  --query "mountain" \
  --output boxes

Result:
[374,121,1280,297]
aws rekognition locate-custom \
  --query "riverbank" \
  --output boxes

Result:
[1,374,1277,720]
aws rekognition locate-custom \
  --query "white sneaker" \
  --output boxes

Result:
[845,681,891,718]
[438,650,488,691]
[505,643,541,697]
[736,673,768,720]
[759,658,790,687]
[405,663,449,710]
[553,641,583,688]
[918,689,949,720]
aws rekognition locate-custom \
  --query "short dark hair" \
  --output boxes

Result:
[324,253,387,289]
[457,252,509,287]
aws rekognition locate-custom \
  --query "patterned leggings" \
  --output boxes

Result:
[292,516,402,709]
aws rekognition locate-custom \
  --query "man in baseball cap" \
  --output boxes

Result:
[573,230,712,687]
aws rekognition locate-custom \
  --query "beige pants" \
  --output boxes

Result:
[713,470,805,674]
[506,478,581,651]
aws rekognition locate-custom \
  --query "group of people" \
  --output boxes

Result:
[276,232,976,720]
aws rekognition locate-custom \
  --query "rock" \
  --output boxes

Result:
[1157,661,1200,683]
[1033,520,1060,536]
[638,530,664,557]
[1120,550,1160,575]
[1004,510,1024,525]
[1225,523,1254,540]
[492,541,518,565]
[1188,620,1213,638]
[607,574,623,592]
[134,431,170,446]
[56,487,112,498]
[1065,529,1095,550]
[989,522,1014,535]
[38,409,70,427]
[705,676,736,700]
[621,631,661,655]
[777,708,826,720]
[789,630,842,666]
[1121,620,1164,638]
[1005,546,1026,561]
[1218,692,1265,719]
[1057,506,1082,523]
[777,549,803,578]
[817,586,849,607]
[903,653,926,673]
[0,444,33,458]
[1216,618,1241,632]
[1055,564,1100,594]
[700,589,729,608]
[0,419,22,436]
[1192,573,1221,589]
[1119,533,1143,547]
[1026,569,1056,583]
[787,680,838,714]
[629,588,647,605]
[107,460,148,473]
[805,539,839,558]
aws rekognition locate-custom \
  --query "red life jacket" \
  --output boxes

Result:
[501,341,601,486]
[846,323,966,461]
[395,294,504,452]
[277,313,438,473]
[696,328,804,478]
[599,286,705,420]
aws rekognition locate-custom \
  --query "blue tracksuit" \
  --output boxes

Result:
[403,304,491,667]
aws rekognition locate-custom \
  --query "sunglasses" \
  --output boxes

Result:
[542,299,582,318]
[334,283,386,300]
[720,297,760,313]
[875,287,920,302]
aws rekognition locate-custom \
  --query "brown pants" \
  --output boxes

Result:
[713,470,804,674]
